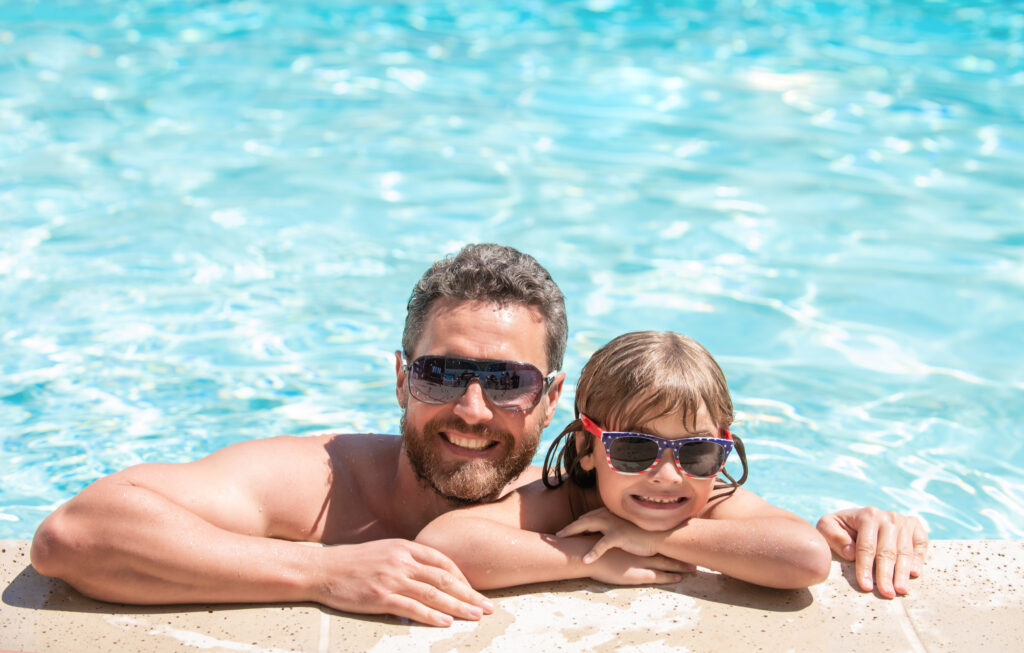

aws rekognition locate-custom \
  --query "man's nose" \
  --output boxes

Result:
[452,380,494,424]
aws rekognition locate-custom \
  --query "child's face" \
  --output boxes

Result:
[580,404,721,532]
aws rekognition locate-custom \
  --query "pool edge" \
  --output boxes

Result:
[2,539,1021,651]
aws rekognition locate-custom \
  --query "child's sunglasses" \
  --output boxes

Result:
[402,353,557,412]
[580,414,733,478]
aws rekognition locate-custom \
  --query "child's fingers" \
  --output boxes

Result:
[581,536,614,564]
[635,556,695,583]
[556,512,607,538]
[555,520,589,538]
[652,555,697,574]
[643,569,685,585]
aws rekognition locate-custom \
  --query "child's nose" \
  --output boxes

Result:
[648,450,684,483]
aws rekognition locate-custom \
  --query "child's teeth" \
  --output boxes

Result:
[638,495,682,503]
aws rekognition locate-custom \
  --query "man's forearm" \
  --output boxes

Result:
[655,517,831,588]
[31,481,317,605]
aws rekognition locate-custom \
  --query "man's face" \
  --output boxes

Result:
[396,298,564,504]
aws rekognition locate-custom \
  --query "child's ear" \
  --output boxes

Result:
[574,430,595,471]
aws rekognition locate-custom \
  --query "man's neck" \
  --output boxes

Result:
[384,443,467,538]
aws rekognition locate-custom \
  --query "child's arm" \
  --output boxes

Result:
[415,481,694,590]
[559,489,832,589]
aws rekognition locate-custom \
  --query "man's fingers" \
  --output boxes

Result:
[410,543,473,582]
[912,520,929,577]
[891,521,918,595]
[872,519,898,599]
[404,576,488,623]
[409,544,493,613]
[818,507,928,597]
[412,561,493,618]
[816,513,857,560]
[853,519,879,593]
[383,592,459,628]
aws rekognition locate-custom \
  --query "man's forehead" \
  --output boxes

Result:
[424,297,544,325]
[412,298,548,363]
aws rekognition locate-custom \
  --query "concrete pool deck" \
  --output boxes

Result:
[1,539,1021,652]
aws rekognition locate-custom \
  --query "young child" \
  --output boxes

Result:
[416,331,832,590]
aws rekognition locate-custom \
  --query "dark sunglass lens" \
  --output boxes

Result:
[410,357,463,404]
[676,441,726,477]
[484,364,544,409]
[608,436,661,473]
[409,357,545,409]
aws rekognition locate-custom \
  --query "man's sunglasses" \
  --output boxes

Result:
[581,414,733,478]
[402,354,557,412]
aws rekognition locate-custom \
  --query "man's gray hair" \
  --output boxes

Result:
[403,244,568,372]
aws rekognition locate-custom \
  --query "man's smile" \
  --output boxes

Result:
[443,432,499,452]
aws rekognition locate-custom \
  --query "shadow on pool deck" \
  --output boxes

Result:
[2,539,1021,651]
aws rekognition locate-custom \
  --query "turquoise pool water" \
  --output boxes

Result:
[1,1,1022,540]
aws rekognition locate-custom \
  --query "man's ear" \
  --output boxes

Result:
[539,372,566,428]
[574,429,595,471]
[394,350,407,408]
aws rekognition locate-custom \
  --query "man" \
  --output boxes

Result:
[31,244,928,627]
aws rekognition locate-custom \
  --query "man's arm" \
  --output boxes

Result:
[31,436,490,627]
[817,507,928,598]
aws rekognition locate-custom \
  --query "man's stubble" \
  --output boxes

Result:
[401,413,541,505]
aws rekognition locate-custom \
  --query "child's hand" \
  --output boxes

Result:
[583,547,694,586]
[557,507,666,564]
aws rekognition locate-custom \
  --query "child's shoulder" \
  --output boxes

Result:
[506,478,582,533]
[700,487,777,519]
[701,487,815,524]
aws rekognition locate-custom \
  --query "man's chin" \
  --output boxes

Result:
[422,461,507,505]
[401,413,540,505]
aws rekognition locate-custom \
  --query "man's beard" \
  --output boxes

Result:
[401,413,541,505]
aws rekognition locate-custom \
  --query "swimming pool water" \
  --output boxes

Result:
[1,1,1022,540]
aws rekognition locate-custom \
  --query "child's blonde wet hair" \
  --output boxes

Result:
[543,331,747,499]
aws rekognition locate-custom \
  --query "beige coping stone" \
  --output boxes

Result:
[1,539,1021,652]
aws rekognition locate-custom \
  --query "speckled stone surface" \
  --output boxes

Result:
[2,539,1021,652]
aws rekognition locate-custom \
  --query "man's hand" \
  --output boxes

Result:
[816,507,928,598]
[557,507,665,563]
[316,539,494,627]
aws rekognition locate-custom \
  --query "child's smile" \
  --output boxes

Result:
[631,494,688,506]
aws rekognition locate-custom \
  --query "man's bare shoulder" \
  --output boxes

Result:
[196,432,399,467]
[317,432,401,474]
